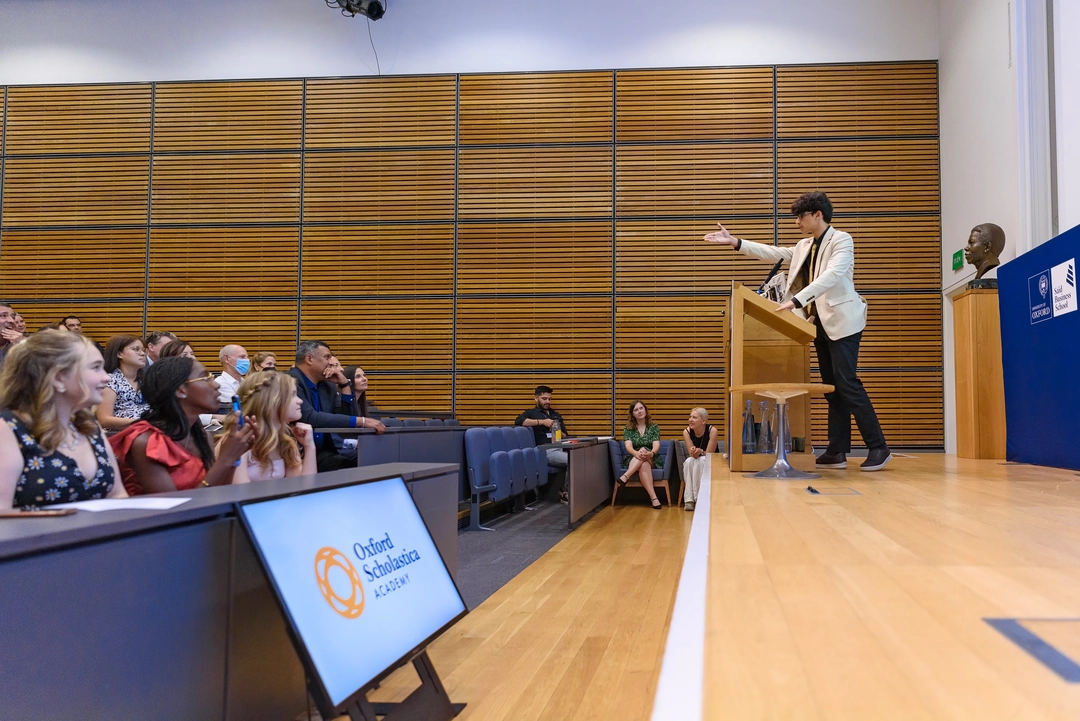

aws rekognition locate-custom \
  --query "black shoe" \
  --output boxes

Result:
[816,451,847,469]
[559,490,569,504]
[651,497,662,509]
[616,474,629,487]
[861,447,893,472]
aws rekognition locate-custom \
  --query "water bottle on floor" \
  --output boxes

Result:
[741,400,757,454]
[757,400,773,454]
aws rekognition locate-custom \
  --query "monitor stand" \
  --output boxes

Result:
[347,651,465,721]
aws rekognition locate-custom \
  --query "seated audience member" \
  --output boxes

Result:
[515,384,571,501]
[110,356,255,495]
[96,335,150,433]
[617,400,663,509]
[0,330,128,509]
[342,365,386,434]
[216,344,250,405]
[59,314,104,353]
[222,371,316,482]
[253,351,278,371]
[59,316,82,334]
[158,339,196,360]
[681,407,718,511]
[144,331,178,366]
[288,340,383,472]
[0,302,20,366]
[13,313,27,336]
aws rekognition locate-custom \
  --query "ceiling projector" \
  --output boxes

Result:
[333,0,385,20]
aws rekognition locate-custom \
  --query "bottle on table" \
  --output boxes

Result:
[741,400,757,454]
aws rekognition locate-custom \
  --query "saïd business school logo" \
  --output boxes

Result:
[315,533,422,618]
[1028,258,1076,324]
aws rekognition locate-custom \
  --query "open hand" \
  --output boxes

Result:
[703,222,738,246]
[774,300,796,312]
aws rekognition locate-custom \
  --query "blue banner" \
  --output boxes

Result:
[998,224,1080,469]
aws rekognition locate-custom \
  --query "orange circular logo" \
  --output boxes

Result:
[314,546,365,619]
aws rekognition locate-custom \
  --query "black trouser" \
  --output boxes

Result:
[813,321,886,453]
[314,435,358,473]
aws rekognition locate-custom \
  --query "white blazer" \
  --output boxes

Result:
[737,227,867,340]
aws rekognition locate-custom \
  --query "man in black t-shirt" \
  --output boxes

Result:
[514,385,570,501]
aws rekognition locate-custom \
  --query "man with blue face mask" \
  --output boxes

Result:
[216,344,250,406]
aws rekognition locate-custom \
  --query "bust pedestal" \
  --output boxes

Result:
[952,287,1006,459]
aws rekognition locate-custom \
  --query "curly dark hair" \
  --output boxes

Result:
[790,191,834,223]
[140,356,215,470]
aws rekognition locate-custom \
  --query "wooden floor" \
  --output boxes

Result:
[364,498,692,721]
[359,454,1080,721]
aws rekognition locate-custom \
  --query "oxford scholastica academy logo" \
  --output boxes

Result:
[1029,259,1076,324]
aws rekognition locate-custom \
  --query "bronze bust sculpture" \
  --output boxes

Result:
[964,223,1006,279]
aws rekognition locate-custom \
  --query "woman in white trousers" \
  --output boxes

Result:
[682,407,718,511]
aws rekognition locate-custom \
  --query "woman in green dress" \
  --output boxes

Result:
[617,400,663,509]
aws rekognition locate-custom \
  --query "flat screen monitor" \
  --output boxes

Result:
[237,476,467,715]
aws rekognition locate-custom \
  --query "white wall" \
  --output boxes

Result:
[937,0,1022,453]
[1054,0,1080,232]
[0,0,939,85]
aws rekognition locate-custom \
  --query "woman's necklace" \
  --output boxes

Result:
[58,421,81,451]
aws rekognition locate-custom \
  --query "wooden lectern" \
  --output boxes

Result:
[728,282,818,472]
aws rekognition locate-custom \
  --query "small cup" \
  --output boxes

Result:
[792,436,806,452]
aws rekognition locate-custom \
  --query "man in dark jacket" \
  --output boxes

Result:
[288,340,382,472]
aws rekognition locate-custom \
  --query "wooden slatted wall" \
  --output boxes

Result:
[0,62,941,446]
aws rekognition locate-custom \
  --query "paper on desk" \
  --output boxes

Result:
[53,498,191,512]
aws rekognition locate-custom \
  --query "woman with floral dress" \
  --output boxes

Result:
[0,330,127,510]
[96,334,149,433]
[616,400,663,509]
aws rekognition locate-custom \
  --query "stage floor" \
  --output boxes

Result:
[363,454,1080,720]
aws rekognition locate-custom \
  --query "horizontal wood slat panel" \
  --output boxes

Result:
[616,219,776,293]
[616,67,774,142]
[459,72,613,145]
[457,222,612,294]
[304,76,456,149]
[615,373,728,443]
[1,156,149,226]
[615,297,727,370]
[302,224,453,296]
[777,139,940,213]
[148,227,299,297]
[456,297,612,370]
[365,374,452,414]
[778,215,941,290]
[455,373,612,436]
[0,229,146,298]
[811,370,944,447]
[458,147,612,219]
[146,301,296,364]
[13,302,145,342]
[153,81,302,151]
[810,294,942,368]
[4,85,151,154]
[300,299,452,370]
[303,150,454,222]
[616,143,774,217]
[150,153,300,224]
[778,63,938,138]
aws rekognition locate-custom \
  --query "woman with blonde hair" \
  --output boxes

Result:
[0,330,128,509]
[222,370,316,482]
[682,407,718,511]
[252,351,278,372]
